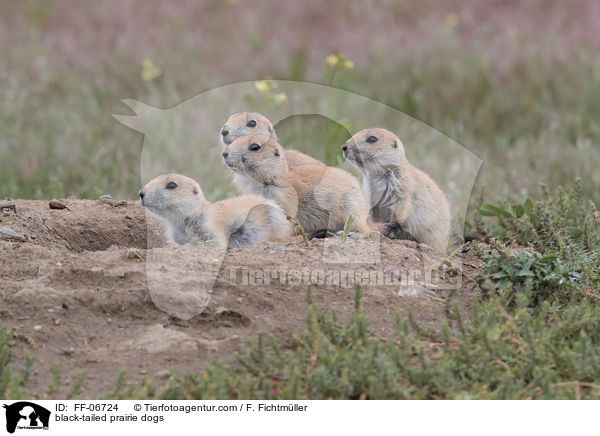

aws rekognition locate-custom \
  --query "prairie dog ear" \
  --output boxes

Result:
[274,148,280,157]
[392,140,398,148]
[193,186,199,195]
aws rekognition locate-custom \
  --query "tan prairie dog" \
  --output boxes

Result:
[139,174,292,249]
[342,128,450,252]
[220,112,323,169]
[222,134,372,236]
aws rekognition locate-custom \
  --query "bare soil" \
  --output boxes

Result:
[0,199,482,398]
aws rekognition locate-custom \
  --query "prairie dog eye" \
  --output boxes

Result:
[247,120,257,128]
[366,136,378,143]
[165,181,178,190]
[249,143,261,151]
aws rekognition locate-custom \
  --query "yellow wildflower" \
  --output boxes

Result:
[141,58,161,82]
[254,80,270,92]
[326,54,339,67]
[344,60,354,69]
[273,93,287,104]
[444,12,459,28]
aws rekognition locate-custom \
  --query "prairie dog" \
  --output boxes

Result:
[220,112,323,169]
[222,134,371,235]
[139,174,291,248]
[342,128,450,252]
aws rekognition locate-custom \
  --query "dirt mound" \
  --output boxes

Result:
[0,200,481,398]
[1,199,164,251]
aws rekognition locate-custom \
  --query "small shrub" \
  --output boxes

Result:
[475,251,583,307]
[477,180,600,298]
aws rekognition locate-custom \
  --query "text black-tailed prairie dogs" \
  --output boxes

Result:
[139,174,291,249]
[222,134,372,236]
[342,128,450,252]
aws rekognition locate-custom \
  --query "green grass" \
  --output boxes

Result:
[1,3,599,206]
[99,286,600,400]
[3,182,600,399]
[3,48,599,205]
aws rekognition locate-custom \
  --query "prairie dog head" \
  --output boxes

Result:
[342,128,406,175]
[222,134,287,184]
[139,174,207,220]
[220,112,276,146]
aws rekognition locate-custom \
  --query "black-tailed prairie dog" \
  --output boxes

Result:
[342,128,450,252]
[139,174,292,248]
[220,112,323,169]
[222,134,372,236]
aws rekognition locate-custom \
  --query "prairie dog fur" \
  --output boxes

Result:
[342,128,450,252]
[220,112,323,170]
[139,174,291,248]
[222,134,371,235]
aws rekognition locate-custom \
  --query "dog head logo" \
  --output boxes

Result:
[3,402,50,434]
[114,81,481,319]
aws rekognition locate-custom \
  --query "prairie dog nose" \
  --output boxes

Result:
[221,128,229,136]
[138,190,145,199]
[341,144,348,151]
[222,151,229,158]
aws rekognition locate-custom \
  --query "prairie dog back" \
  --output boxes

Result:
[223,135,372,235]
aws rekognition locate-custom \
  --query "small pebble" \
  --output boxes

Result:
[0,202,16,213]
[54,319,60,326]
[336,230,344,236]
[127,223,134,229]
[61,347,75,355]
[236,297,243,304]
[0,226,26,242]
[48,200,67,210]
[107,318,112,324]
[48,308,55,313]
[276,246,285,252]
[139,369,147,375]
[155,370,171,380]
[33,325,42,331]
[62,302,69,309]
[349,233,362,240]
[98,194,112,200]
[125,215,133,220]
[118,323,123,328]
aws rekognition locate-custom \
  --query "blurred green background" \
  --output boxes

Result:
[1,0,599,212]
